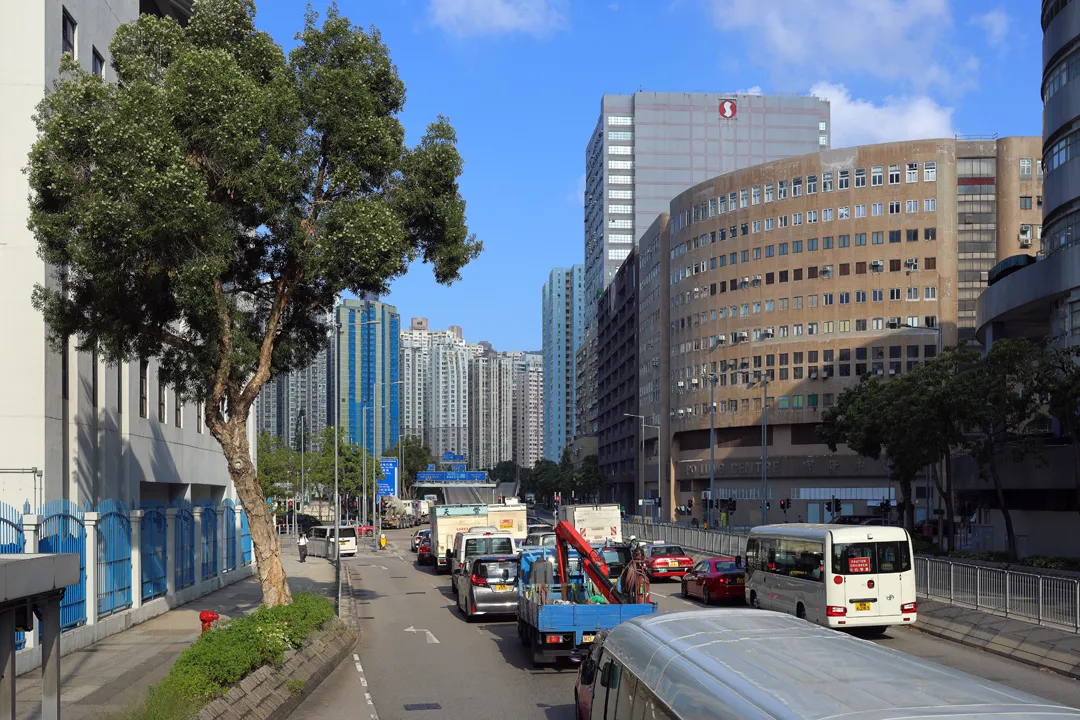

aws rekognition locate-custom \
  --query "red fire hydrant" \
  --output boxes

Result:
[199,610,219,634]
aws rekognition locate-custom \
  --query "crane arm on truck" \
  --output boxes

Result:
[552,521,625,605]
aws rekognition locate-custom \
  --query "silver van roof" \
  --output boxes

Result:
[602,609,1080,720]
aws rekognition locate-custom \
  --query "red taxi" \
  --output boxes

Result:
[681,557,745,604]
[642,543,694,581]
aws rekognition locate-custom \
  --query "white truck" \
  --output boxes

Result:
[486,500,528,550]
[413,499,431,523]
[556,504,623,545]
[430,504,489,574]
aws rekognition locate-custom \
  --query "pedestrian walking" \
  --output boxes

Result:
[297,532,308,563]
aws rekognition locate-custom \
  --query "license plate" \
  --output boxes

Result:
[667,561,679,567]
[855,602,872,612]
[582,634,595,643]
[494,584,510,592]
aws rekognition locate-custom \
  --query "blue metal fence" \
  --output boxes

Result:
[0,501,26,650]
[173,500,195,590]
[38,499,86,631]
[240,510,253,565]
[141,505,167,601]
[199,502,218,580]
[95,499,132,618]
[222,499,237,572]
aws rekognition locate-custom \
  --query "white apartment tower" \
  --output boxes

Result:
[468,350,514,470]
[0,0,247,510]
[400,319,469,462]
[507,352,543,469]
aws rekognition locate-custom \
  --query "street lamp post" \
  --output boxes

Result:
[901,322,943,531]
[334,321,342,611]
[748,372,769,526]
[708,374,717,528]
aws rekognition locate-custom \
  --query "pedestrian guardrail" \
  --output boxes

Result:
[0,496,253,638]
[623,520,1080,634]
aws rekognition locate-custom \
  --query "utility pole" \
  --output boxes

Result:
[334,320,342,611]
[708,373,716,528]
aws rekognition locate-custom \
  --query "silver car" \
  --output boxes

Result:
[455,555,519,620]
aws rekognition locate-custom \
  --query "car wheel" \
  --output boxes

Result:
[681,580,689,598]
[703,586,711,606]
[750,591,761,609]
[796,602,806,620]
[865,625,888,637]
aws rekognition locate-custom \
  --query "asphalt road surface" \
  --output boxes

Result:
[294,527,1080,720]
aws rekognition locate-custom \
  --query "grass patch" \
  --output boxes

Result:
[121,592,335,720]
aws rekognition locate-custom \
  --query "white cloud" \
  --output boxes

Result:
[970,9,1009,46]
[709,0,975,94]
[738,86,763,96]
[811,82,954,148]
[568,174,586,206]
[429,0,566,38]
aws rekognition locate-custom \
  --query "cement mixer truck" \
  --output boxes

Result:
[381,496,417,528]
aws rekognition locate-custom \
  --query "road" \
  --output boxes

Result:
[295,527,1080,720]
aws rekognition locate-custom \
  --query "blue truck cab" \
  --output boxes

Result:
[515,548,656,667]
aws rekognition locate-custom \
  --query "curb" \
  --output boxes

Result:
[197,616,358,720]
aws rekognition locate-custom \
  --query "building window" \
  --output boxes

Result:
[888,164,901,184]
[806,175,818,194]
[906,200,918,213]
[925,286,937,300]
[91,48,105,77]
[752,219,762,233]
[608,160,632,170]
[826,236,837,249]
[855,168,866,188]
[779,215,789,228]
[924,161,936,181]
[906,163,919,183]
[139,360,148,418]
[889,201,901,215]
[196,403,203,433]
[853,234,864,247]
[872,231,883,245]
[1020,157,1033,179]
[765,217,774,231]
[821,208,833,222]
[752,186,762,205]
[871,165,883,186]
[608,116,632,126]
[925,256,937,270]
[175,391,183,427]
[822,172,834,192]
[807,210,818,223]
[873,290,884,302]
[793,212,803,226]
[838,206,850,219]
[890,287,902,300]
[117,364,123,413]
[924,227,937,241]
[777,180,787,200]
[158,381,166,423]
[855,290,866,302]
[62,9,76,58]
[907,228,919,242]
[764,183,774,203]
[854,204,866,218]
[889,230,901,243]
[607,145,632,156]
[907,287,919,301]
[1021,196,1033,209]
[838,170,850,190]
[740,189,749,208]
[924,198,937,212]
[792,177,803,197]
[890,259,902,272]
[872,202,883,216]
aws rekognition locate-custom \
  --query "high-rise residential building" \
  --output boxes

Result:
[400,319,469,461]
[574,329,599,442]
[333,299,400,457]
[0,0,252,510]
[505,352,544,469]
[583,92,832,336]
[649,138,1041,528]
[468,349,514,470]
[256,345,330,450]
[597,247,639,508]
[541,266,586,461]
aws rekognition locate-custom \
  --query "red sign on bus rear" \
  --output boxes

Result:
[848,557,871,573]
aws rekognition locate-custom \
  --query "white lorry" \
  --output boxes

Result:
[556,504,623,545]
[430,504,489,574]
[486,500,528,550]
[413,499,431,523]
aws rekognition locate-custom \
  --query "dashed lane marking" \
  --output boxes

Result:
[353,653,379,720]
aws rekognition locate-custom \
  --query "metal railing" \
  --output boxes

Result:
[624,520,1080,634]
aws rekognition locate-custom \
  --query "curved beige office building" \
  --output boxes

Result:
[636,137,1042,527]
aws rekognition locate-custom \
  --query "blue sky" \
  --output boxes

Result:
[254,0,1042,351]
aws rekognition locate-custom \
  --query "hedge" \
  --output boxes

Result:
[123,592,335,720]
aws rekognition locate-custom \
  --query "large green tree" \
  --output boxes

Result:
[305,426,382,501]
[382,435,434,496]
[1033,345,1080,521]
[26,1,479,605]
[256,431,296,501]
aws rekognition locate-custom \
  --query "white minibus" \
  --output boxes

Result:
[744,523,916,631]
[575,609,1080,720]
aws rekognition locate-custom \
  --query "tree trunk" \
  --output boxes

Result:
[942,454,955,553]
[898,476,915,533]
[987,450,1018,561]
[219,418,293,607]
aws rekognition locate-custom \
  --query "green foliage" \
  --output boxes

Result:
[287,678,305,696]
[382,436,435,494]
[26,0,479,603]
[305,426,381,499]
[488,460,520,485]
[257,431,297,500]
[133,592,334,718]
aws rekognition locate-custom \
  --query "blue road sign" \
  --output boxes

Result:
[416,471,488,483]
[427,464,435,471]
[450,463,467,472]
[378,458,398,497]
[441,451,466,462]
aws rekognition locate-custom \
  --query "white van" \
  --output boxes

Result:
[449,529,515,592]
[309,525,358,559]
[744,523,916,632]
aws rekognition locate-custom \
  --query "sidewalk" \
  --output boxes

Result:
[915,599,1080,679]
[15,543,336,720]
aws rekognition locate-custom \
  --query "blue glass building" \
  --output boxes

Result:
[334,298,400,456]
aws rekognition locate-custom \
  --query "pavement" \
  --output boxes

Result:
[291,527,1080,720]
[16,542,336,720]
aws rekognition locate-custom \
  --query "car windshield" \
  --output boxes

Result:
[475,560,517,581]
[713,560,738,572]
[650,545,686,557]
[465,537,514,556]
[601,548,630,566]
[831,541,911,575]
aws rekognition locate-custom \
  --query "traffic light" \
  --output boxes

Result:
[688,498,694,510]
[288,500,294,511]
[779,499,787,511]
[766,501,771,511]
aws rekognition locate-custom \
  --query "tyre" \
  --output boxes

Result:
[796,602,806,620]
[750,591,760,609]
[531,631,547,667]
[681,580,689,598]
[703,587,711,606]
[865,626,888,636]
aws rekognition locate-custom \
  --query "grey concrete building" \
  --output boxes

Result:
[505,351,544,469]
[583,92,832,337]
[257,344,331,451]
[541,266,585,461]
[597,247,639,509]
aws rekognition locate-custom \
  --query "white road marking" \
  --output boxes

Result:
[353,652,377,717]
[365,692,373,705]
[403,625,440,644]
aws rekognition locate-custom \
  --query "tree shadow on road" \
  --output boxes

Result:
[483,621,579,676]
[537,703,577,720]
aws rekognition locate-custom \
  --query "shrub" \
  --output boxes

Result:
[124,592,335,719]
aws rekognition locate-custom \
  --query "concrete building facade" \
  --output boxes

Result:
[583,92,832,336]
[574,330,599,443]
[334,299,400,458]
[468,350,514,470]
[541,266,585,461]
[597,247,639,509]
[651,138,1040,527]
[400,319,469,462]
[256,345,330,451]
[507,352,544,469]
[0,0,250,510]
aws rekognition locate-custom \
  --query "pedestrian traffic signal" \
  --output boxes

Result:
[688,498,694,510]
[779,499,787,511]
[766,501,771,511]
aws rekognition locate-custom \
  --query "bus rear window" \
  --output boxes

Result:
[831,541,911,575]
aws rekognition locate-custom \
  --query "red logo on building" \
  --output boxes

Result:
[719,100,737,119]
